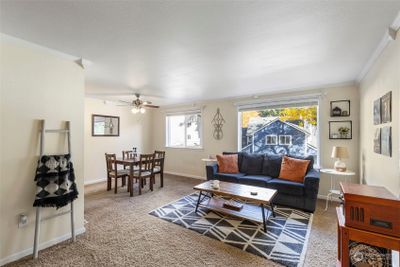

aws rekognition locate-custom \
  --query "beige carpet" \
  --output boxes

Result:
[7,174,337,267]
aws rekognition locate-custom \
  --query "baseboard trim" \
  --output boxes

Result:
[164,171,206,180]
[0,227,86,266]
[84,178,106,185]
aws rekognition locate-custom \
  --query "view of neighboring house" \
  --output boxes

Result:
[241,117,318,162]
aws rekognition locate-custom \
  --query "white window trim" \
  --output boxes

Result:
[165,111,203,149]
[265,135,278,145]
[279,135,292,145]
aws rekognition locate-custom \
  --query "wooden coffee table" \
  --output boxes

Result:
[193,180,277,232]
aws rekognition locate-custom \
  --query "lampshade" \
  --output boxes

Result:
[331,146,349,159]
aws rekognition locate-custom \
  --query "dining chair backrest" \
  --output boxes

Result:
[154,150,165,168]
[139,153,155,173]
[105,153,117,174]
[122,150,136,160]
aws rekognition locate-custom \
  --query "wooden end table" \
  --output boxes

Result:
[193,181,277,232]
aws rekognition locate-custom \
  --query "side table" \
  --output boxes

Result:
[320,168,355,211]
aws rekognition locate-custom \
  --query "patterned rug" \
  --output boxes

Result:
[149,193,313,267]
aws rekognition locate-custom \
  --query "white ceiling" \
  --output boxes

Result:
[1,1,400,106]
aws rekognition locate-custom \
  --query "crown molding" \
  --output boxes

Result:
[356,11,400,83]
[0,33,91,68]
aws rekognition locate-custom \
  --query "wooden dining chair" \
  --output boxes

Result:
[130,154,155,195]
[153,150,165,187]
[105,153,129,194]
[122,150,136,160]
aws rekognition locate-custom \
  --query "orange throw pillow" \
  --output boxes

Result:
[278,156,310,183]
[216,154,239,174]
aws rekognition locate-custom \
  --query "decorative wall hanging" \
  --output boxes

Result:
[330,100,350,117]
[329,121,352,139]
[211,108,225,140]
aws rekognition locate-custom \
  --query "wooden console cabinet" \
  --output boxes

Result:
[336,206,400,266]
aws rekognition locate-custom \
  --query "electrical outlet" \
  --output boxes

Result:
[18,214,28,228]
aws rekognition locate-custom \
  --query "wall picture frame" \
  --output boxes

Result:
[373,128,381,154]
[373,98,381,125]
[92,114,120,136]
[330,100,350,117]
[381,91,392,123]
[381,126,392,157]
[329,121,352,140]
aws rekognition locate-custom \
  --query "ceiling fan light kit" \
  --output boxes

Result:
[120,92,160,114]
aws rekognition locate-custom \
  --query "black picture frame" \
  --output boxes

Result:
[92,114,120,137]
[330,100,350,117]
[329,121,352,140]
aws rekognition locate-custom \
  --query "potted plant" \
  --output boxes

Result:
[338,127,350,138]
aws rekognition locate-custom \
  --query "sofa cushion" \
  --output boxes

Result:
[216,154,239,173]
[262,154,283,178]
[238,175,272,187]
[267,178,305,196]
[279,156,310,183]
[215,172,245,183]
[241,153,264,175]
[289,154,314,172]
[223,152,244,172]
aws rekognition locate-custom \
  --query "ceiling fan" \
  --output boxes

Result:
[118,93,159,114]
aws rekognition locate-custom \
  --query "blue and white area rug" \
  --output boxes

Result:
[149,193,313,267]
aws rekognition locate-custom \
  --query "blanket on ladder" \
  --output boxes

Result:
[33,154,78,209]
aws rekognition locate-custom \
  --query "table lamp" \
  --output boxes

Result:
[331,146,348,172]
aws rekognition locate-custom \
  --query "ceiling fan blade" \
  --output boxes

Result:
[143,101,152,105]
[143,104,160,108]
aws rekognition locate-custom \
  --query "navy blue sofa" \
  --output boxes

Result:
[206,152,320,212]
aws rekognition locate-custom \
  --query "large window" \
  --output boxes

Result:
[239,101,319,165]
[166,112,202,148]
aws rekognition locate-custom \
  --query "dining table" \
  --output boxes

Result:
[114,157,163,197]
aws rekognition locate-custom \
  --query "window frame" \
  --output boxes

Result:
[279,135,292,145]
[265,135,278,145]
[165,111,203,149]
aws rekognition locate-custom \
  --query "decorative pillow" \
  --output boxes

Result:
[288,154,314,172]
[278,156,311,183]
[216,154,239,173]
[262,154,283,178]
[222,152,243,172]
[240,153,264,175]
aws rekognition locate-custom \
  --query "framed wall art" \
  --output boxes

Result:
[381,126,392,157]
[92,114,120,136]
[329,121,352,140]
[373,98,381,125]
[381,91,392,123]
[330,100,350,117]
[373,128,381,154]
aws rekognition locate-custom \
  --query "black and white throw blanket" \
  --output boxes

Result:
[33,154,78,209]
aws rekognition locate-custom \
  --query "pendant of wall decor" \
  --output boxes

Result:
[211,108,225,140]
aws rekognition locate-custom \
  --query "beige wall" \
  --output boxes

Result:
[360,31,400,197]
[0,37,85,263]
[153,85,360,197]
[84,98,153,184]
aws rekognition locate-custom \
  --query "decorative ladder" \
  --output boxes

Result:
[33,120,76,259]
